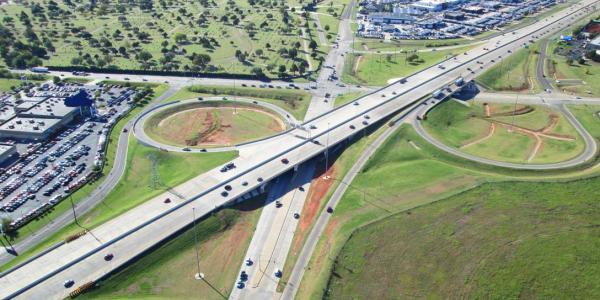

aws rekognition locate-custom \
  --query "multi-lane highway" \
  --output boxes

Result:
[2,1,599,299]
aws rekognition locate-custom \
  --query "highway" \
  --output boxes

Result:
[536,39,555,91]
[2,0,599,298]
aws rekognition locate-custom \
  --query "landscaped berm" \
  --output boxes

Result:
[144,101,286,148]
[422,100,584,164]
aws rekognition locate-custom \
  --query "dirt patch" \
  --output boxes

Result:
[487,105,534,118]
[151,106,285,147]
[291,166,337,256]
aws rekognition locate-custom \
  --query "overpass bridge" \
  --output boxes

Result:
[1,1,598,298]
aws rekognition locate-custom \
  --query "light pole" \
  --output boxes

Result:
[192,207,204,280]
[323,122,330,180]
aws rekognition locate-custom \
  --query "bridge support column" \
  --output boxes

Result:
[294,164,299,172]
[260,184,267,193]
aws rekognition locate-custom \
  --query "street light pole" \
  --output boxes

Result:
[192,207,204,280]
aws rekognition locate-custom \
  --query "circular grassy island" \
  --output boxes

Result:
[144,101,286,148]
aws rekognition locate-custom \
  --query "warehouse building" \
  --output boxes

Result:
[0,117,64,141]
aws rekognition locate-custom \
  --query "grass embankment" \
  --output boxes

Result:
[79,197,263,300]
[342,46,475,86]
[326,177,600,299]
[61,77,93,84]
[333,91,367,107]
[144,101,285,148]
[164,85,312,120]
[295,109,600,298]
[476,44,539,92]
[422,100,584,164]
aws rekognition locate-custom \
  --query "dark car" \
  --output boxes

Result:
[293,212,300,219]
[224,185,232,191]
[281,158,289,164]
[327,207,334,213]
[275,201,283,208]
[221,191,229,197]
[349,124,356,130]
[104,253,114,261]
[64,280,75,288]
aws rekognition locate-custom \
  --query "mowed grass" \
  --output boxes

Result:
[164,85,311,120]
[79,197,263,300]
[0,78,46,92]
[145,104,284,147]
[326,177,600,299]
[333,91,366,107]
[477,45,536,92]
[342,45,476,86]
[422,100,584,164]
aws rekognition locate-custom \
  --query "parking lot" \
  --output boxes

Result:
[0,83,138,229]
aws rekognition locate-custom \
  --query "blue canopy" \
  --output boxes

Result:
[64,90,93,107]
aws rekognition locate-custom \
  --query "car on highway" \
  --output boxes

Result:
[221,191,229,197]
[237,282,245,289]
[281,158,289,164]
[246,258,253,266]
[275,200,283,208]
[242,181,248,186]
[362,120,368,125]
[353,102,359,106]
[182,147,191,152]
[327,207,334,213]
[274,269,283,278]
[240,271,248,281]
[293,212,300,219]
[349,124,356,130]
[63,279,75,288]
[104,253,114,261]
[224,185,232,191]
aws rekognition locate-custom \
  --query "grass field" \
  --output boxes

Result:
[326,177,600,299]
[422,100,584,164]
[0,0,318,77]
[79,197,263,300]
[342,45,475,86]
[164,84,312,120]
[145,102,285,147]
[0,78,47,92]
[476,44,539,92]
[295,109,600,299]
[333,91,366,107]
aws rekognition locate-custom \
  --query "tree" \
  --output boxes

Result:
[251,67,264,76]
[191,53,211,70]
[309,40,318,51]
[255,49,264,57]
[324,24,330,31]
[174,33,187,44]
[290,63,299,74]
[138,51,153,61]
[278,64,286,77]
[52,76,61,84]
[265,42,271,50]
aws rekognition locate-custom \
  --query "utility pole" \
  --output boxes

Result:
[323,122,330,179]
[192,207,204,280]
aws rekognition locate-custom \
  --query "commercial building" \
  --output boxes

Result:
[0,144,17,164]
[0,117,64,141]
[369,12,416,24]
[588,35,600,51]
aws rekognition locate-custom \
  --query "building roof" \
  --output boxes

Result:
[19,98,78,119]
[0,117,62,135]
[0,144,15,155]
[0,105,16,123]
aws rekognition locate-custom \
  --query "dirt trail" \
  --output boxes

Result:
[461,103,495,149]
[353,55,363,74]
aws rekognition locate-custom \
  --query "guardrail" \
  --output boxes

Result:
[5,2,598,298]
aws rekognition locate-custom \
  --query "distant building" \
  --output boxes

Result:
[369,12,416,25]
[417,18,445,29]
[411,0,446,11]
[444,11,465,20]
[462,6,485,14]
[588,35,600,51]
